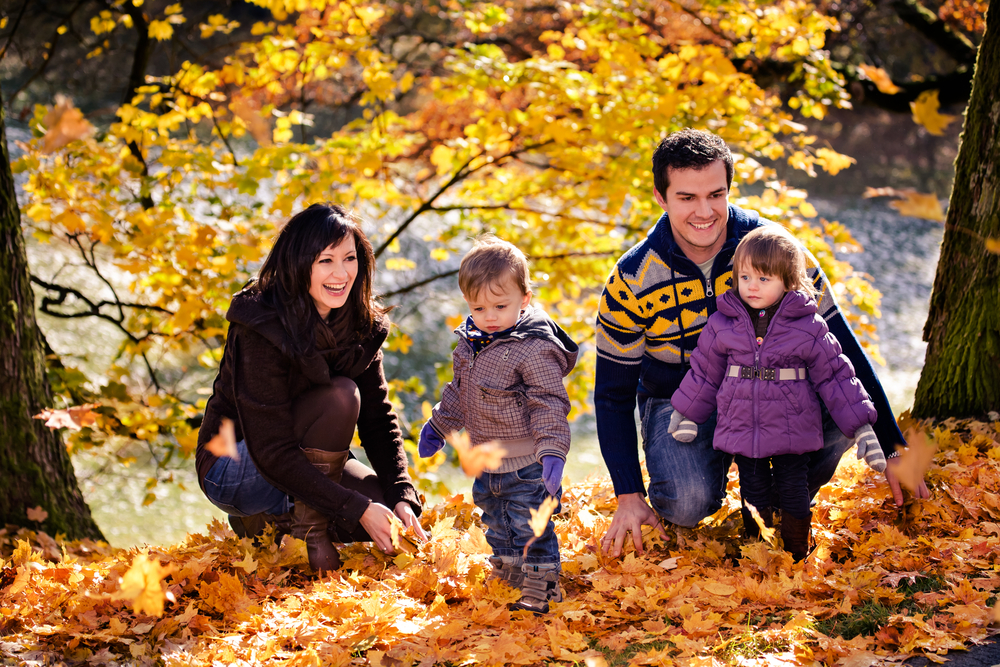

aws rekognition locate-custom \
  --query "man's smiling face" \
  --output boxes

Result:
[654,160,730,264]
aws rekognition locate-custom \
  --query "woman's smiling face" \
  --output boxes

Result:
[308,235,358,319]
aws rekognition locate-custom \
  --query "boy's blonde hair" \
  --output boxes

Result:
[732,225,817,296]
[458,235,532,299]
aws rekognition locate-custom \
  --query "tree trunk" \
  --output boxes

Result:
[0,89,104,540]
[912,8,1000,419]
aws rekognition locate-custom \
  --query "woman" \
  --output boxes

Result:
[196,203,427,572]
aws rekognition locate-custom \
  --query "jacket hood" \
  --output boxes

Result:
[717,288,818,320]
[456,304,579,356]
[226,285,388,382]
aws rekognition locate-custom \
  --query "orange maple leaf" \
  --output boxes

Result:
[230,97,273,147]
[33,404,99,431]
[26,506,48,523]
[862,187,945,222]
[445,431,506,477]
[204,418,239,461]
[40,95,95,153]
[888,429,937,493]
[113,553,174,617]
[858,64,901,94]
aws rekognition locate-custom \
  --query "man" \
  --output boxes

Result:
[595,129,929,557]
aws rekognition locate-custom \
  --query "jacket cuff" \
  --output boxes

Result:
[329,493,373,534]
[384,481,422,517]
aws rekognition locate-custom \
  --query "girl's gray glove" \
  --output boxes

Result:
[667,409,699,443]
[854,424,886,472]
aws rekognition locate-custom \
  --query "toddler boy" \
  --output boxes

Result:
[418,235,578,613]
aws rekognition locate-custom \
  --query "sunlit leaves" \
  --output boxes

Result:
[113,553,174,617]
[445,431,507,477]
[33,404,99,431]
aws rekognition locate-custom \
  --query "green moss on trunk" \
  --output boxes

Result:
[0,89,104,540]
[913,8,1000,419]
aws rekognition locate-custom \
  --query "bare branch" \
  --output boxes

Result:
[380,269,460,299]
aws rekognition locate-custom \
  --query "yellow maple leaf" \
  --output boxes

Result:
[910,90,957,136]
[863,187,946,222]
[528,495,560,538]
[446,431,506,477]
[40,96,95,153]
[114,554,174,617]
[148,19,174,41]
[985,238,1000,254]
[888,429,937,493]
[204,418,238,461]
[33,403,99,431]
[858,64,901,94]
[745,501,777,546]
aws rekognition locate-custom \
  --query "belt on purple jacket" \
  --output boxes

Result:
[727,365,807,381]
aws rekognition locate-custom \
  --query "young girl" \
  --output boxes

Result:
[668,225,886,561]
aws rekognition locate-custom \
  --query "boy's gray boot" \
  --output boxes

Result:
[510,563,562,614]
[488,555,524,589]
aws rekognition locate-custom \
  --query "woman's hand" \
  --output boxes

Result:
[394,501,428,542]
[359,501,428,553]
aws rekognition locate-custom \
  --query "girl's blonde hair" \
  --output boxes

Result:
[732,225,817,296]
[458,234,532,299]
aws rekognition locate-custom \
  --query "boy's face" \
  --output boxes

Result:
[464,279,531,333]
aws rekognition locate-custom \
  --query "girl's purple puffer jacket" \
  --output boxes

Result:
[671,289,877,459]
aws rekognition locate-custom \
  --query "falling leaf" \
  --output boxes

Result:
[888,429,937,493]
[204,418,238,461]
[33,404,99,431]
[858,64,901,94]
[862,187,945,222]
[745,501,777,546]
[910,90,957,136]
[445,431,506,477]
[230,97,272,146]
[26,506,48,523]
[40,96,95,153]
[985,238,1000,254]
[114,554,174,617]
[529,496,560,538]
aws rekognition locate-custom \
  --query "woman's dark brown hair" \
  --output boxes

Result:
[255,203,388,359]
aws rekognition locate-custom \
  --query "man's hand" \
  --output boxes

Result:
[884,462,930,506]
[600,492,667,557]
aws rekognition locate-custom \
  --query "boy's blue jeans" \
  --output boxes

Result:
[472,462,561,564]
[638,397,854,527]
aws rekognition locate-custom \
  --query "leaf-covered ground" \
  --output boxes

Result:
[2,417,999,667]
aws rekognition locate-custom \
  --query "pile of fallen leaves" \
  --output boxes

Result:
[2,417,999,667]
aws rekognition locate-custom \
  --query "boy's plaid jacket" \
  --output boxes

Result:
[429,305,579,474]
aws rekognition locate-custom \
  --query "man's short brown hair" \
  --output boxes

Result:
[458,235,532,299]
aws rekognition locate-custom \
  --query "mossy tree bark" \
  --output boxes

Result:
[0,90,104,540]
[912,7,1000,419]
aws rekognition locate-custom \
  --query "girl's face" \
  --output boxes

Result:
[737,262,786,310]
[308,235,358,319]
[463,278,531,333]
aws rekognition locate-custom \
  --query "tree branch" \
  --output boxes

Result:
[891,0,978,65]
[380,269,460,299]
[0,0,29,62]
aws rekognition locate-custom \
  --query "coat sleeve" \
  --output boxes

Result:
[354,350,421,515]
[231,326,372,534]
[522,340,574,462]
[804,317,878,439]
[430,349,467,439]
[670,318,728,424]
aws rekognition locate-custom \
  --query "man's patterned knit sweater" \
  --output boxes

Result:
[595,204,905,496]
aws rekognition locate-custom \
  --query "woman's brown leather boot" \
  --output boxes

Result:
[292,448,350,573]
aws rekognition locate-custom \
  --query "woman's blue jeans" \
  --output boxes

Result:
[202,439,294,517]
[472,462,561,564]
[638,396,853,527]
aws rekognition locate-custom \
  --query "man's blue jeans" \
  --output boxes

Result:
[639,397,854,527]
[472,462,561,564]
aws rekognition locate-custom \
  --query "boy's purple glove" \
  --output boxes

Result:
[541,456,564,496]
[418,422,445,458]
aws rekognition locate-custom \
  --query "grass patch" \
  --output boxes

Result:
[714,627,790,662]
[588,636,674,667]
[815,575,946,640]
